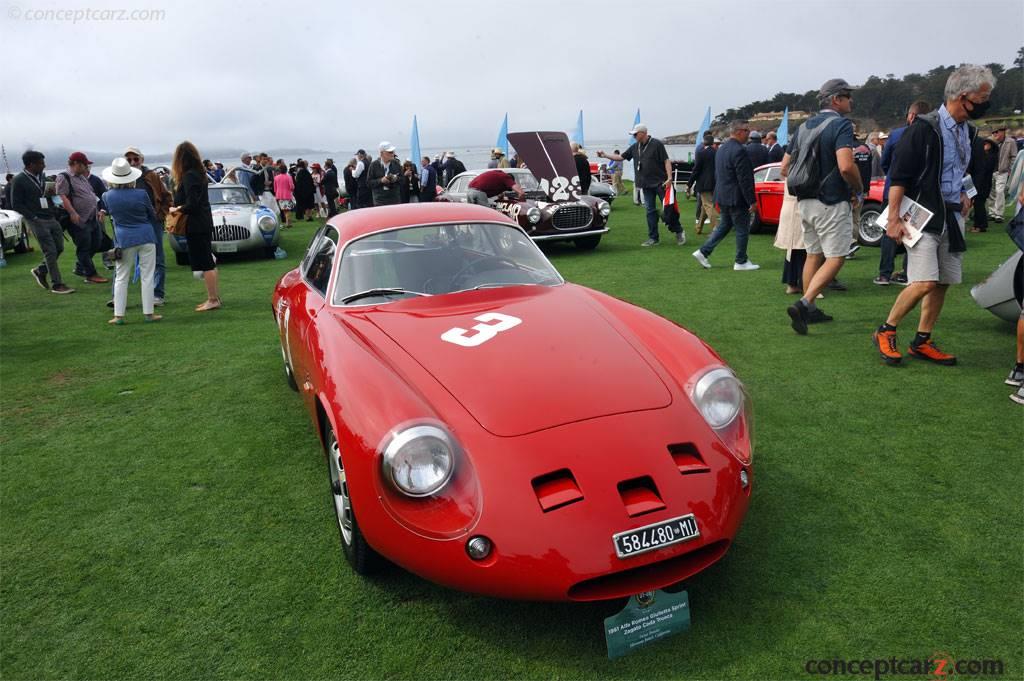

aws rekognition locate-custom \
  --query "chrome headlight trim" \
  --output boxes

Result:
[381,424,456,497]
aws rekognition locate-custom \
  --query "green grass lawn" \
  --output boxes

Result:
[2,192,1022,680]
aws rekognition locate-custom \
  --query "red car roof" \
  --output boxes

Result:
[325,203,515,243]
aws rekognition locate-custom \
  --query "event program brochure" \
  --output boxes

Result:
[875,196,935,248]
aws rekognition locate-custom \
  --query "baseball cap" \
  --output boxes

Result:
[445,151,456,158]
[123,146,143,159]
[68,151,93,165]
[819,78,854,100]
[749,131,762,140]
[628,123,648,135]
[379,141,396,153]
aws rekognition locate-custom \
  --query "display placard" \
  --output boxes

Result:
[604,589,690,659]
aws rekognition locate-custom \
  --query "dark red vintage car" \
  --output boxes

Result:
[439,132,611,250]
[752,162,886,245]
[272,202,754,601]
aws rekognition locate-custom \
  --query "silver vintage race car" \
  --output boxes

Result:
[0,209,31,255]
[167,184,281,265]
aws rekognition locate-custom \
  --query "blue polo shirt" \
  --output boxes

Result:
[789,110,857,205]
[937,104,969,203]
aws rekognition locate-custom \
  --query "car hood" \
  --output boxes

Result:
[362,285,672,436]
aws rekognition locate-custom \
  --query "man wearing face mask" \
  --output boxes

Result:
[872,65,996,367]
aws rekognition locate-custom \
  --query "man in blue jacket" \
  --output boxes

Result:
[874,100,931,286]
[692,121,759,270]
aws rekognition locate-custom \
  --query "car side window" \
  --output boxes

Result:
[304,227,339,296]
[753,168,769,183]
[765,167,782,182]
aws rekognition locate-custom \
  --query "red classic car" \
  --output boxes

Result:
[752,162,886,246]
[272,202,754,601]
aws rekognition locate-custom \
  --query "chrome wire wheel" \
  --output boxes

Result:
[328,432,353,546]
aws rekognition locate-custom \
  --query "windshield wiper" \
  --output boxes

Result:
[340,288,429,304]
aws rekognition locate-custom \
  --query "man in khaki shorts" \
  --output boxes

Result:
[781,78,863,334]
[872,65,996,366]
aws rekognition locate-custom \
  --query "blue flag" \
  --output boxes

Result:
[571,110,585,148]
[410,115,421,166]
[630,108,641,146]
[695,106,711,149]
[778,106,789,147]
[496,113,509,157]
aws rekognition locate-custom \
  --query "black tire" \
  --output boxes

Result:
[264,246,276,259]
[13,225,30,254]
[573,234,602,251]
[749,210,763,234]
[324,425,383,575]
[280,344,298,391]
[174,250,190,266]
[858,202,884,246]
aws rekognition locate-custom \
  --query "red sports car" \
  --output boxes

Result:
[752,162,886,246]
[272,202,753,601]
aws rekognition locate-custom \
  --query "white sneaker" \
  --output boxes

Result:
[692,250,711,269]
[153,297,165,307]
[733,261,760,271]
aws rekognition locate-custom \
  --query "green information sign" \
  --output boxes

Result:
[604,589,690,659]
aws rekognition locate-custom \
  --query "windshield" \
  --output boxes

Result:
[333,222,563,305]
[208,187,254,205]
[508,171,540,191]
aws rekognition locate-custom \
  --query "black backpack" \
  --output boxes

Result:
[786,116,840,200]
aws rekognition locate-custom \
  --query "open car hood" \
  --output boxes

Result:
[507,131,583,203]
[363,285,672,436]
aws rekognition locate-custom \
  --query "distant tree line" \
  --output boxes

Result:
[713,47,1024,129]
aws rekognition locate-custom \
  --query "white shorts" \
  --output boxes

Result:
[798,198,853,258]
[906,214,963,285]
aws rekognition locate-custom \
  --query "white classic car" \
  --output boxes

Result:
[0,209,31,254]
[167,184,281,265]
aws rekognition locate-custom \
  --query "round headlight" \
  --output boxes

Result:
[258,215,277,233]
[691,368,744,429]
[598,201,611,217]
[382,425,456,497]
[526,206,541,224]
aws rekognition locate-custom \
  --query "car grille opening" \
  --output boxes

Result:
[552,205,593,230]
[212,224,251,241]
[567,540,729,601]
[617,477,665,517]
[532,469,583,512]
[668,443,711,475]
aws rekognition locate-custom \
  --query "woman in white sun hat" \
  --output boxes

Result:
[101,157,161,325]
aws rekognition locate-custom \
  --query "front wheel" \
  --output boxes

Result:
[573,234,602,251]
[858,202,884,246]
[324,426,383,575]
[13,224,30,253]
[749,210,763,234]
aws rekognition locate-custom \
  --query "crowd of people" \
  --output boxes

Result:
[2,66,1022,401]
[617,67,1021,404]
[5,141,223,319]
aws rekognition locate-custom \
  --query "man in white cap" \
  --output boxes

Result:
[124,146,171,305]
[597,124,683,246]
[367,142,402,206]
[443,151,466,187]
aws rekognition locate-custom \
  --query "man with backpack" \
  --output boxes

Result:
[57,151,108,284]
[781,78,863,334]
[871,65,996,367]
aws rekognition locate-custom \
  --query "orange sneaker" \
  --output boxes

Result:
[908,339,957,365]
[872,329,902,365]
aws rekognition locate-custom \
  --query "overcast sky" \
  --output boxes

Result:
[1,0,1022,157]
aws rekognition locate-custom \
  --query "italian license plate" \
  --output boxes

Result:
[613,514,700,559]
[216,242,238,253]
